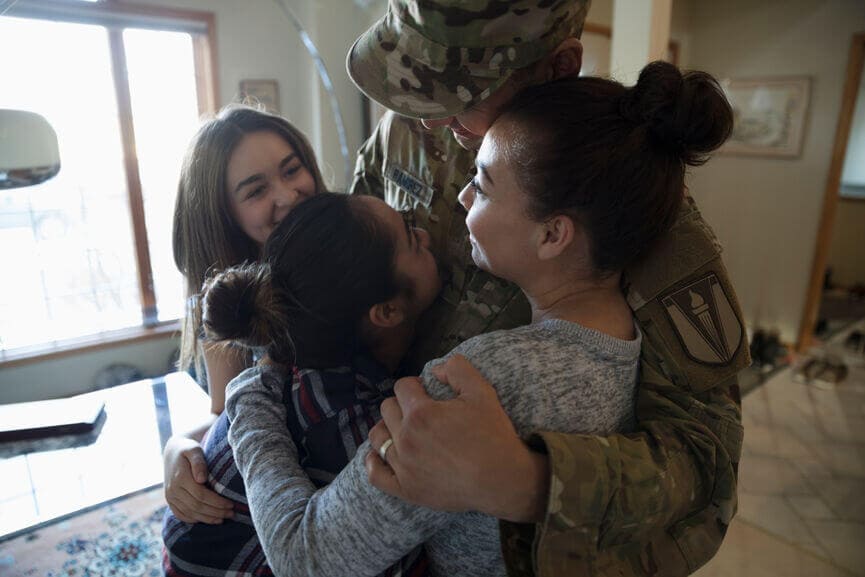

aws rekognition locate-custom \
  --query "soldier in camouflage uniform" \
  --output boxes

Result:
[349,1,748,575]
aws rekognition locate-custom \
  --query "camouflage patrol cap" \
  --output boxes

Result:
[347,0,591,120]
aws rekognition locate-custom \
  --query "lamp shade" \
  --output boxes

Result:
[0,109,60,189]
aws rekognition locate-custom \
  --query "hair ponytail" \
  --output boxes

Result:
[201,262,294,364]
[620,60,733,166]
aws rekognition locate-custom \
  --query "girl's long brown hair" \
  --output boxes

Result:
[172,105,326,382]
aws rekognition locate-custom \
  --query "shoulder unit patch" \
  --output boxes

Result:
[662,273,743,366]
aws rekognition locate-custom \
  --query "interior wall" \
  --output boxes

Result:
[306,0,377,190]
[670,0,694,68]
[587,0,613,26]
[581,0,613,76]
[609,0,656,83]
[0,337,179,403]
[684,0,865,343]
[827,200,865,288]
[580,0,693,78]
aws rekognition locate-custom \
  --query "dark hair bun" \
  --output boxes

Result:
[621,60,733,166]
[201,262,286,351]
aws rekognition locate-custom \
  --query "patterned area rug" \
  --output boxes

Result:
[0,486,166,577]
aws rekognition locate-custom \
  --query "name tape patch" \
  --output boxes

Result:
[385,162,433,208]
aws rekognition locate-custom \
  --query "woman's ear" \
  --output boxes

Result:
[368,300,406,329]
[549,37,583,80]
[537,214,576,260]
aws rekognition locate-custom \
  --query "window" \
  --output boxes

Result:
[0,2,216,361]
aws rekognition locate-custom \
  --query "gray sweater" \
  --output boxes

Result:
[225,318,640,577]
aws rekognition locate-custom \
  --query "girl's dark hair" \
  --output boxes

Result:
[502,60,733,273]
[200,193,401,368]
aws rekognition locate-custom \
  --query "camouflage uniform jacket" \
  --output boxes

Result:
[351,110,748,577]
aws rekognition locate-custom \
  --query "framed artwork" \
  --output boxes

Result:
[239,79,280,114]
[721,76,811,158]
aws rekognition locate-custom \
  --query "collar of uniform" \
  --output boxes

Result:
[623,197,720,311]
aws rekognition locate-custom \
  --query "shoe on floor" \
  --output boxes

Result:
[844,330,863,354]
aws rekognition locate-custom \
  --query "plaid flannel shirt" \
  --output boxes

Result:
[162,355,429,577]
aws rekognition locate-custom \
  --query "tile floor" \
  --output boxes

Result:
[694,320,865,577]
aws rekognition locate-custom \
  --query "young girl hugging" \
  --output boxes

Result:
[165,105,326,526]
[224,61,734,577]
[162,192,441,576]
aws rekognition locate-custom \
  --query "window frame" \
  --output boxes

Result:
[0,0,219,366]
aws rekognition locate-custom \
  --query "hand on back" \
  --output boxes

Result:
[365,354,549,522]
[163,435,234,524]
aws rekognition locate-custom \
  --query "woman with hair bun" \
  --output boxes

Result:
[163,192,441,576]
[225,61,735,577]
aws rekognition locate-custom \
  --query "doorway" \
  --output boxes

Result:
[798,32,865,354]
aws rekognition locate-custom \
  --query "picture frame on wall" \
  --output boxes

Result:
[721,76,811,158]
[239,79,280,114]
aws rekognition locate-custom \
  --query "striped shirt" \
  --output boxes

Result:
[162,355,429,577]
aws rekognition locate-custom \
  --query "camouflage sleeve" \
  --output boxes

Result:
[348,111,388,199]
[501,252,747,577]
